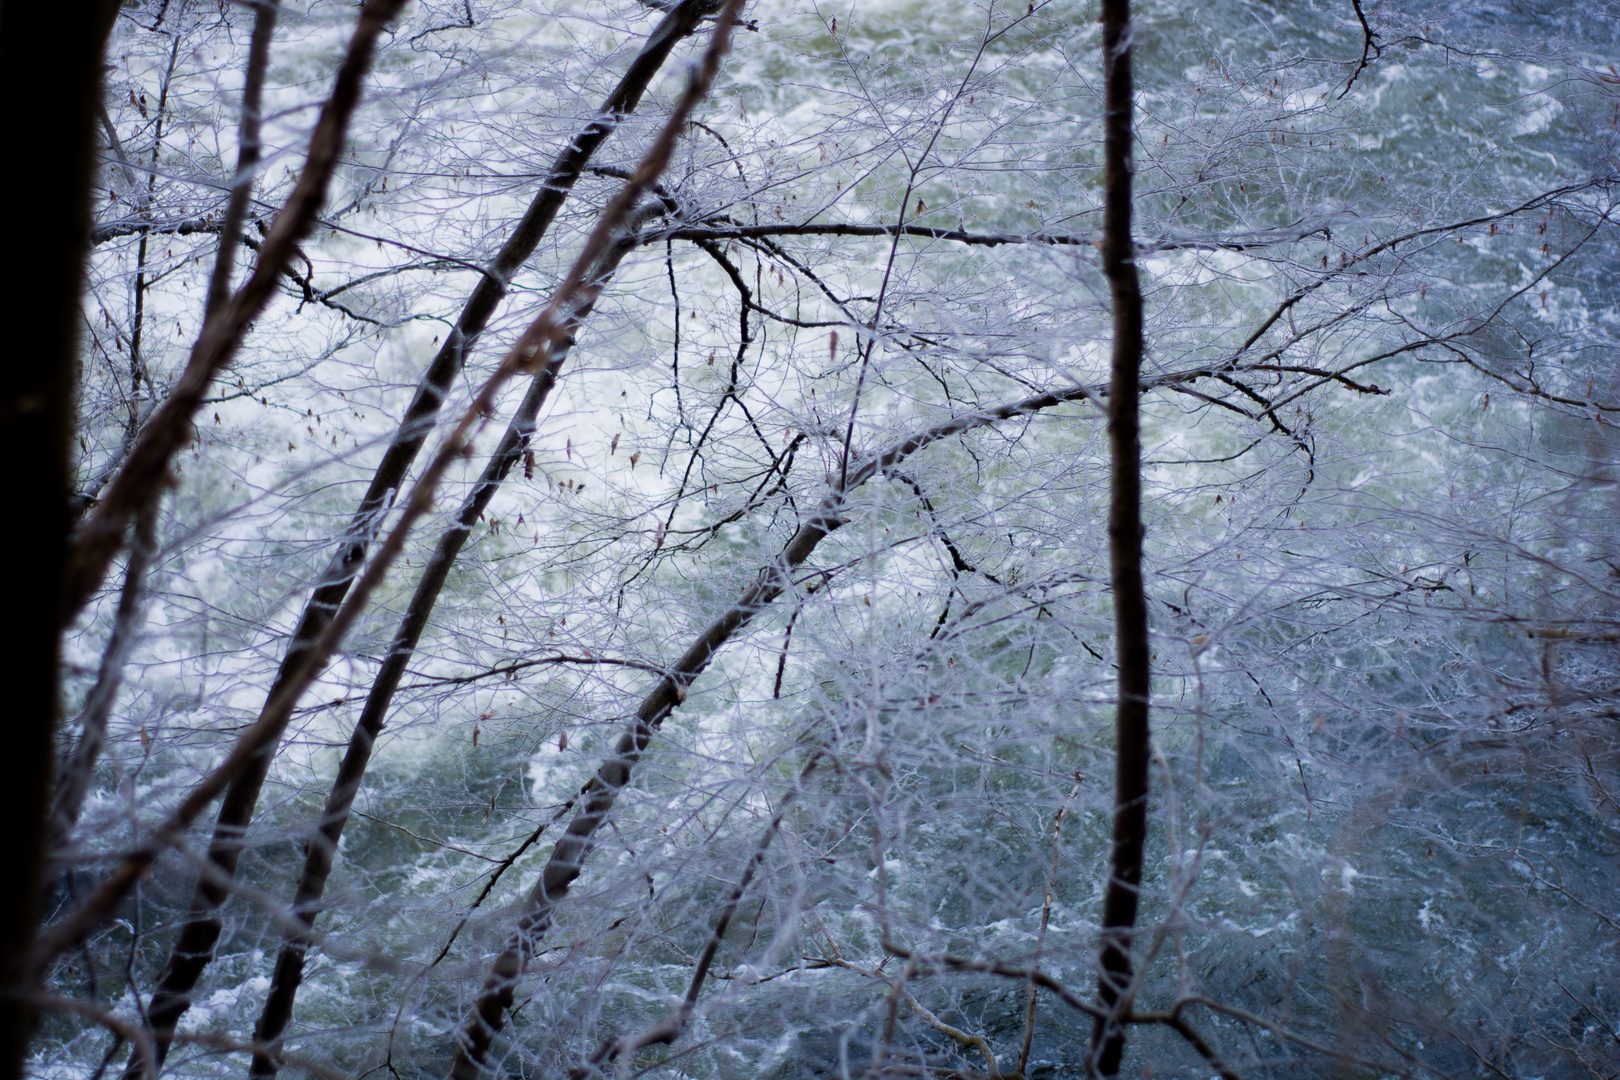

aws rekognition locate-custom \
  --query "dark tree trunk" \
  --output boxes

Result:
[0,3,120,1077]
[1091,0,1150,1076]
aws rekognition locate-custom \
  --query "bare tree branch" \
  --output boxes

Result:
[107,1,728,1064]
[246,204,661,1080]
[573,766,806,1079]
[205,0,278,318]
[49,505,158,854]
[38,0,745,1007]
[64,0,411,620]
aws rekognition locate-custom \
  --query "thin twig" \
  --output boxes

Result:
[1337,0,1382,100]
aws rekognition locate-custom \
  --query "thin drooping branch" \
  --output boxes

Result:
[876,944,1103,1020]
[1021,778,1081,1076]
[398,653,668,690]
[656,237,769,534]
[246,206,659,1080]
[810,955,1020,1077]
[64,0,411,621]
[206,0,279,316]
[1091,1,1150,1076]
[113,2,723,1063]
[1337,0,1382,100]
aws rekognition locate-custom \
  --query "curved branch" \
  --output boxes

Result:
[1337,0,1382,100]
[445,372,1139,1077]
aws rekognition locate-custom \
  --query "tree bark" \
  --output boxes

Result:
[0,3,120,1076]
[125,4,720,1069]
[1090,1,1150,1076]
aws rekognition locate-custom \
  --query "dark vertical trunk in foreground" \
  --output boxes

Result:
[1091,0,1149,1076]
[0,2,119,1077]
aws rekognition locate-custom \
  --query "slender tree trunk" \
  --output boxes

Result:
[246,208,656,1079]
[0,3,120,1076]
[1090,1,1150,1076]
[52,18,188,862]
[128,5,720,1069]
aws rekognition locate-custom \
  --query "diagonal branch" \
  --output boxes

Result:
[205,0,278,317]
[438,12,752,1077]
[49,505,159,854]
[48,3,279,868]
[65,0,411,620]
[97,3,726,1067]
[36,0,745,1028]
[442,372,1137,1078]
[245,204,660,1080]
